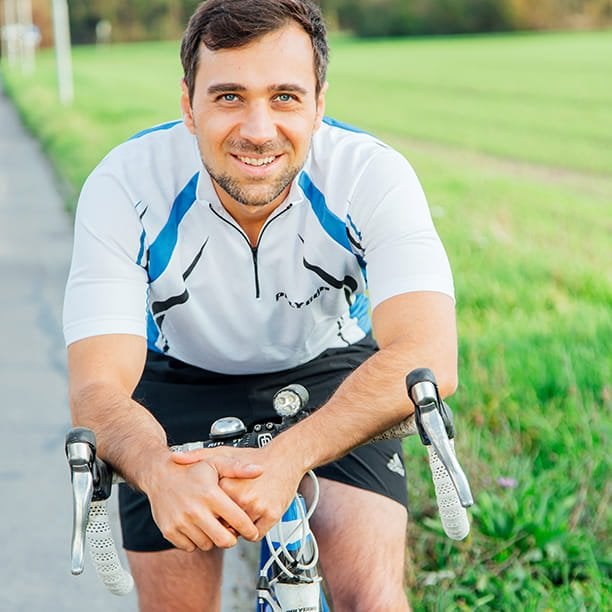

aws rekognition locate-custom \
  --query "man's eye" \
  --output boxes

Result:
[220,94,238,102]
[276,94,295,102]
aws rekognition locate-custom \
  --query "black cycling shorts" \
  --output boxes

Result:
[119,336,408,551]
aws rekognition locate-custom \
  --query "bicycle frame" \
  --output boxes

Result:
[257,492,330,611]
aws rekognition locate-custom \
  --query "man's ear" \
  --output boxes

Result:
[314,81,329,131]
[180,79,195,134]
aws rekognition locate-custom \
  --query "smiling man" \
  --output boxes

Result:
[63,1,457,610]
[181,20,327,243]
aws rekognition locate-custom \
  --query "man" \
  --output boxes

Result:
[63,0,457,609]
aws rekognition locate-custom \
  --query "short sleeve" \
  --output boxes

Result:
[348,148,454,309]
[62,167,149,346]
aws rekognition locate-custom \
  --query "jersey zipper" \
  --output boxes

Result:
[250,245,260,298]
[209,203,293,299]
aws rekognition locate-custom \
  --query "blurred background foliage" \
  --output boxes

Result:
[28,0,612,47]
[328,0,612,36]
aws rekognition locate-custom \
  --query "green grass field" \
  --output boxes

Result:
[3,30,610,610]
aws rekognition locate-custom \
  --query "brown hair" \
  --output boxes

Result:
[180,0,328,102]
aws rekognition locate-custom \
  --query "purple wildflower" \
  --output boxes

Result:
[497,476,518,489]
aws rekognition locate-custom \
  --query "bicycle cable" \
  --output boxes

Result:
[261,470,320,582]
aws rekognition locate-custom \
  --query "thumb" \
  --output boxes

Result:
[171,448,208,465]
[171,449,263,478]
[210,455,263,479]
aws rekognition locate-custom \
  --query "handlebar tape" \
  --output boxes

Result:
[87,502,134,595]
[426,441,470,540]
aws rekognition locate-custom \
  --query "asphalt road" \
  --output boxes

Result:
[0,83,254,611]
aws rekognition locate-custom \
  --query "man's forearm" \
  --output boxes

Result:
[70,382,170,492]
[272,336,457,475]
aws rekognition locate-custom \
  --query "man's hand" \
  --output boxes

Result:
[145,449,263,551]
[172,444,303,540]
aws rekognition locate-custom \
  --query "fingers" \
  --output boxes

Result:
[148,458,261,552]
[161,521,229,552]
[150,449,300,550]
[254,518,276,541]
[219,519,239,537]
[219,478,285,540]
[180,519,236,551]
[252,502,285,540]
[155,493,254,551]
[166,528,212,553]
[211,490,260,542]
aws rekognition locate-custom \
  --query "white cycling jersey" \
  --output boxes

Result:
[63,118,454,374]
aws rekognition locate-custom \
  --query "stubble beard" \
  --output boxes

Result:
[198,135,309,207]
[205,162,301,208]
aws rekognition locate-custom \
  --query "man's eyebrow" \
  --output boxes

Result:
[206,83,309,96]
[270,84,308,95]
[207,83,247,95]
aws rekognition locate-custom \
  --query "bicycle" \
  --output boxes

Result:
[65,368,474,611]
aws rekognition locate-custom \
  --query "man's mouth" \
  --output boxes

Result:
[235,155,278,167]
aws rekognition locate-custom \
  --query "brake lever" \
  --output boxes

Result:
[408,371,474,508]
[65,427,97,575]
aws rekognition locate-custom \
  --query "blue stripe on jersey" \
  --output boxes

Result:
[350,293,372,333]
[298,172,351,252]
[346,213,363,240]
[323,116,367,134]
[136,229,146,266]
[346,212,367,274]
[147,173,199,282]
[129,120,182,141]
[356,254,367,276]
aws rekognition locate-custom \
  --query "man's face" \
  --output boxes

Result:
[181,23,326,213]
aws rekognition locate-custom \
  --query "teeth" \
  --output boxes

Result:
[237,155,276,167]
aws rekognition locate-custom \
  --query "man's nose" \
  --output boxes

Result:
[239,102,277,145]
